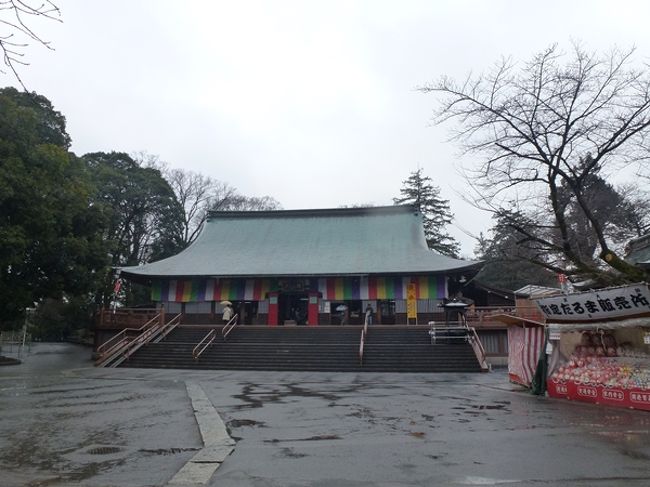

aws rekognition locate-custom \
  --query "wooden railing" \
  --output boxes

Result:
[193,329,217,360]
[222,314,239,341]
[97,308,161,329]
[465,306,543,327]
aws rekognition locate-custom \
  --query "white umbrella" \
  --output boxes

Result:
[220,300,232,306]
[335,305,348,311]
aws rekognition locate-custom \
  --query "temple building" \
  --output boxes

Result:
[120,205,481,326]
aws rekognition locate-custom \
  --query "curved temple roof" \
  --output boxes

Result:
[120,205,480,279]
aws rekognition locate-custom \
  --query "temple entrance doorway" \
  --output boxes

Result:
[377,300,396,324]
[233,301,258,325]
[278,293,308,325]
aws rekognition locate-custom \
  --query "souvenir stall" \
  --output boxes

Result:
[537,283,650,411]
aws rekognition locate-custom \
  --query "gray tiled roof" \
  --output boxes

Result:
[625,234,650,269]
[120,205,480,278]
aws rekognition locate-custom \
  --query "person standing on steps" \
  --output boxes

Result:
[222,303,234,324]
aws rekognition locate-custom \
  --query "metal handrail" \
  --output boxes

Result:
[222,314,239,341]
[428,317,489,371]
[461,314,489,370]
[428,315,472,344]
[96,313,180,368]
[193,329,217,360]
[359,321,368,365]
[154,313,182,343]
[96,323,161,368]
[428,326,471,344]
[113,313,182,367]
[467,326,489,371]
[96,313,160,356]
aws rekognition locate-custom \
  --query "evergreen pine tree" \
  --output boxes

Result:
[393,169,460,257]
[474,213,558,291]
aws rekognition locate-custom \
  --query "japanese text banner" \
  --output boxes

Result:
[534,284,650,322]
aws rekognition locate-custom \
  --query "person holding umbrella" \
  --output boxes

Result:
[336,304,348,325]
[221,301,234,324]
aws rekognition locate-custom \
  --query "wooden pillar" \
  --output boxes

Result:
[307,292,319,326]
[268,291,279,327]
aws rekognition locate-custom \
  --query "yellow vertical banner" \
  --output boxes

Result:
[407,283,417,321]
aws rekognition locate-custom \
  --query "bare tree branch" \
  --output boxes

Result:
[424,44,650,283]
[0,0,61,89]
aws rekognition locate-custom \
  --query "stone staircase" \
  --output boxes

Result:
[363,327,482,372]
[118,325,483,373]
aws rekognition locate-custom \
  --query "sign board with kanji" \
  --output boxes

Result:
[534,284,650,322]
[407,283,417,320]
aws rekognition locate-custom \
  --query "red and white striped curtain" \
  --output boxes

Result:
[508,325,545,387]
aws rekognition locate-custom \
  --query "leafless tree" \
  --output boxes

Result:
[166,168,239,244]
[136,153,282,245]
[423,44,650,284]
[0,0,61,88]
[223,194,282,212]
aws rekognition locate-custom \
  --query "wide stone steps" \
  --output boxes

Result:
[119,325,482,373]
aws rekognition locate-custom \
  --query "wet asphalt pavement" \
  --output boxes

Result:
[1,343,649,487]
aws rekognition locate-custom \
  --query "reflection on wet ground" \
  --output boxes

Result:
[2,343,650,486]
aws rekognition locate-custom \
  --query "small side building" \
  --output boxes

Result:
[119,205,481,326]
[625,234,650,271]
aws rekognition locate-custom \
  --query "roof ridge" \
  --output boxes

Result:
[207,204,418,220]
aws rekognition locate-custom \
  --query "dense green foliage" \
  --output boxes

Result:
[0,87,280,338]
[474,161,649,290]
[0,88,107,331]
[474,214,558,291]
[83,151,185,306]
[393,169,460,257]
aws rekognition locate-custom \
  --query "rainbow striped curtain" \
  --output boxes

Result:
[151,275,447,302]
[317,275,446,300]
[152,278,273,302]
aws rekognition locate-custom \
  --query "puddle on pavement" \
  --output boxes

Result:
[45,391,152,409]
[139,447,201,455]
[426,453,447,460]
[265,434,341,443]
[347,406,375,419]
[227,418,266,428]
[232,382,370,410]
[87,446,121,455]
[620,448,650,460]
[28,382,124,396]
[5,443,127,487]
[278,447,308,458]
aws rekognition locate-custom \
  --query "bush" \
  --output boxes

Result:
[31,297,95,341]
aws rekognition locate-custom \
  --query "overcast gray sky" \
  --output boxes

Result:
[6,0,650,256]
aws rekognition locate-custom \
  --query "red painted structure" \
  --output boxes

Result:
[268,291,279,327]
[547,379,650,411]
[308,292,319,326]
